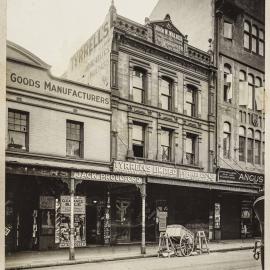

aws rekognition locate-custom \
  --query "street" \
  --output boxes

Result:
[28,250,261,270]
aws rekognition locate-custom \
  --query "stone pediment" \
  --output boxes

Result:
[7,40,51,70]
[150,14,185,38]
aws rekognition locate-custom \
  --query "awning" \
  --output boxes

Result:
[148,177,259,194]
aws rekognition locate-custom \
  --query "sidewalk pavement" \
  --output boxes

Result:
[5,238,257,269]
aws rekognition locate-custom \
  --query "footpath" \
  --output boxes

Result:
[5,238,256,270]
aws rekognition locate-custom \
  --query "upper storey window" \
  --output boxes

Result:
[133,69,146,104]
[223,64,233,103]
[160,77,172,111]
[186,85,197,117]
[244,20,264,56]
[66,120,83,158]
[224,21,232,39]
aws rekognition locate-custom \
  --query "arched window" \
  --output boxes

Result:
[239,70,246,81]
[259,29,264,56]
[255,77,263,111]
[252,25,258,53]
[133,68,146,103]
[244,21,251,49]
[224,64,232,103]
[239,126,246,161]
[223,122,231,158]
[239,70,248,107]
[248,74,254,110]
[247,128,254,163]
[160,77,172,110]
[254,131,261,164]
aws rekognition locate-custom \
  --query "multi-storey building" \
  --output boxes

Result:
[65,1,260,245]
[150,0,264,240]
[6,41,143,252]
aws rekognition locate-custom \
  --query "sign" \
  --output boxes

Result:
[39,196,55,209]
[7,63,110,110]
[60,196,86,214]
[218,169,264,185]
[157,212,167,232]
[71,171,143,185]
[113,161,216,182]
[67,11,114,90]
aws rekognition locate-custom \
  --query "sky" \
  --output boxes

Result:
[7,0,159,76]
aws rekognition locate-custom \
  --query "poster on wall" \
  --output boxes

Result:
[41,210,55,235]
[59,196,86,248]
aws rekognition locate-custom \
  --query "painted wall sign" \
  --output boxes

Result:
[71,171,143,185]
[113,161,216,182]
[7,63,110,109]
[218,169,264,185]
[66,11,114,90]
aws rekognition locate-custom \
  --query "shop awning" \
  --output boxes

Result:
[148,177,259,194]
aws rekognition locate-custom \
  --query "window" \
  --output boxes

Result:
[247,128,253,163]
[239,70,248,107]
[186,134,196,165]
[251,25,258,53]
[259,29,264,56]
[132,123,145,158]
[248,74,254,110]
[223,64,232,103]
[186,85,196,117]
[223,122,231,158]
[244,21,251,50]
[8,109,28,150]
[254,131,261,164]
[66,120,83,157]
[161,129,171,162]
[255,77,263,111]
[239,126,246,162]
[133,69,145,103]
[224,22,232,39]
[160,78,172,110]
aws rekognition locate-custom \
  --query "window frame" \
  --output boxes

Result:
[161,128,172,162]
[160,77,172,111]
[66,120,84,158]
[223,64,232,103]
[244,21,251,50]
[132,122,145,158]
[238,126,246,162]
[223,122,231,159]
[132,68,146,104]
[8,109,29,151]
[223,21,233,39]
[247,128,254,163]
[186,133,197,165]
[186,84,197,117]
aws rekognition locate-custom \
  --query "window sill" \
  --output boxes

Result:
[7,147,28,153]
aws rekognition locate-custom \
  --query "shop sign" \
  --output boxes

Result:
[7,64,110,109]
[39,196,55,209]
[113,161,216,183]
[158,212,167,232]
[60,196,86,214]
[218,169,264,185]
[71,171,143,185]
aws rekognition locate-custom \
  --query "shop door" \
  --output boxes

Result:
[221,197,241,239]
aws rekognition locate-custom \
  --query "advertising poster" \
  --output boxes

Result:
[59,196,86,248]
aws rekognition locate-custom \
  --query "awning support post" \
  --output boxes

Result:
[69,178,75,260]
[141,181,146,254]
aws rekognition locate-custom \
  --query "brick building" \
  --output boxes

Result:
[150,0,264,239]
[6,41,145,252]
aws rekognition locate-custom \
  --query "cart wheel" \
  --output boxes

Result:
[180,233,194,257]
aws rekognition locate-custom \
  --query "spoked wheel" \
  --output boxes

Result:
[179,233,194,256]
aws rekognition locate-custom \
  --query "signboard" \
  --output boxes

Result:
[7,62,110,110]
[59,196,86,248]
[113,161,216,182]
[157,211,168,232]
[39,196,55,209]
[67,11,114,90]
[218,169,264,185]
[60,196,86,214]
[71,171,143,185]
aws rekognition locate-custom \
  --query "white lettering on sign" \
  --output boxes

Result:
[71,171,143,185]
[113,161,216,183]
[7,64,110,109]
[60,196,86,214]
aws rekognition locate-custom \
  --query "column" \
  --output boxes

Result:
[129,65,133,100]
[173,81,178,112]
[197,90,202,118]
[183,84,187,115]
[140,181,146,254]
[146,71,152,105]
[69,178,75,260]
[197,136,202,166]
[157,125,162,160]
[158,75,162,108]
[127,119,133,157]
[146,125,153,159]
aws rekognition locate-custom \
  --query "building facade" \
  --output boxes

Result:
[5,41,146,252]
[150,0,265,240]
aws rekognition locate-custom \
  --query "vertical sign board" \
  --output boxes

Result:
[59,196,86,248]
[67,11,114,90]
